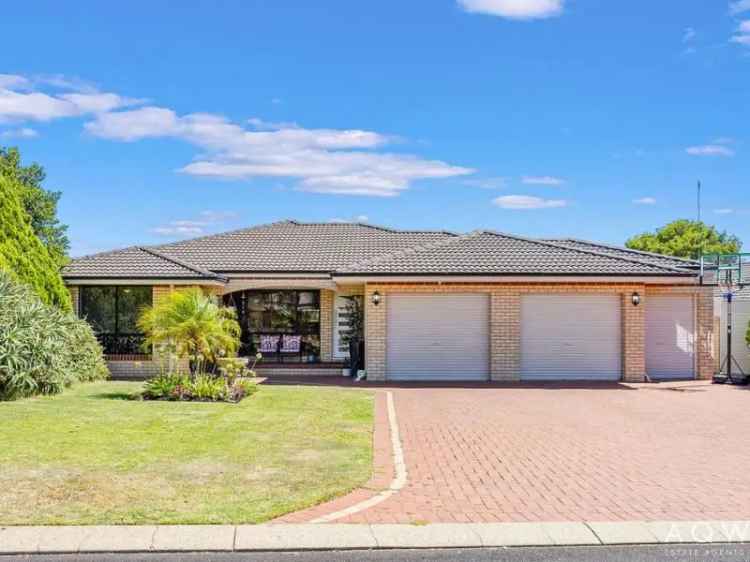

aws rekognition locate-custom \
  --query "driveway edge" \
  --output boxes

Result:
[2,521,750,554]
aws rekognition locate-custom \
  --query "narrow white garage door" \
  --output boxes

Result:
[386,293,489,381]
[521,294,622,381]
[719,293,750,375]
[646,295,695,380]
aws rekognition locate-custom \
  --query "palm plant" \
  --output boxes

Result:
[138,288,241,375]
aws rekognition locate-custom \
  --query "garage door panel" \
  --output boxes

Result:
[646,295,695,380]
[387,294,489,381]
[521,294,622,381]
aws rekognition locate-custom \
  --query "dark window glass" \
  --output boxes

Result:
[224,290,321,362]
[117,286,152,333]
[79,286,153,354]
[80,286,116,333]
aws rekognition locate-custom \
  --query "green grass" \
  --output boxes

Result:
[0,381,374,525]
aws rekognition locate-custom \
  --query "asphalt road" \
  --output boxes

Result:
[2,545,750,562]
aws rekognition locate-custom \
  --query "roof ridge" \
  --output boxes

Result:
[138,246,225,281]
[479,230,691,274]
[153,220,293,250]
[66,244,143,263]
[342,231,481,271]
[546,238,698,265]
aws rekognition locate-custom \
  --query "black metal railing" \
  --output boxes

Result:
[96,333,147,355]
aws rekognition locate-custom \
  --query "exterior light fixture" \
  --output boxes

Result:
[371,291,381,306]
[631,292,641,306]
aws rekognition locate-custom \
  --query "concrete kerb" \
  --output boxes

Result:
[2,521,750,554]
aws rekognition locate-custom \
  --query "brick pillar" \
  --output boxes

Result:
[622,288,646,382]
[490,290,520,381]
[68,286,80,315]
[696,287,715,380]
[319,289,334,362]
[364,285,386,381]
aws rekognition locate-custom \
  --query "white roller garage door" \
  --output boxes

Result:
[386,293,489,381]
[646,295,695,380]
[521,294,622,381]
[719,293,750,375]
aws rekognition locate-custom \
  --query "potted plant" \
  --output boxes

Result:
[341,295,364,376]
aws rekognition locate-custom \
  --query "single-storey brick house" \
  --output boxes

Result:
[62,220,714,382]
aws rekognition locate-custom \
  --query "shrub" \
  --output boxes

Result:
[0,271,108,400]
[142,372,189,400]
[229,378,258,402]
[0,174,71,310]
[141,372,257,403]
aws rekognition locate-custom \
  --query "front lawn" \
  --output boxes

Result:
[0,381,373,525]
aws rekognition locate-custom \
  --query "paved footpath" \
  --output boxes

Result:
[2,521,750,554]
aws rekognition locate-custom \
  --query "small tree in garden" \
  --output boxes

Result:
[138,288,241,375]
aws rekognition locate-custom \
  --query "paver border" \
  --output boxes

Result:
[2,521,750,554]
[274,389,403,523]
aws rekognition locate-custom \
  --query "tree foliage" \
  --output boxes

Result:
[0,174,71,309]
[0,272,108,400]
[138,288,241,374]
[625,219,742,260]
[0,147,69,265]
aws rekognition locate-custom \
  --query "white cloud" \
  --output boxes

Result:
[730,0,750,15]
[463,176,506,189]
[492,194,567,209]
[86,106,472,197]
[521,175,565,185]
[0,74,143,123]
[152,210,237,237]
[247,117,299,131]
[0,74,30,89]
[633,197,656,205]
[458,0,563,20]
[740,20,750,32]
[198,210,238,222]
[683,27,696,42]
[685,144,735,156]
[329,214,370,224]
[730,33,750,45]
[0,127,38,139]
[714,208,735,215]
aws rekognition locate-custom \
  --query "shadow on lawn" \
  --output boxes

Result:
[89,391,138,401]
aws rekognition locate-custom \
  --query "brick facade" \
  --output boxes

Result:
[319,289,334,362]
[364,282,714,382]
[68,286,79,314]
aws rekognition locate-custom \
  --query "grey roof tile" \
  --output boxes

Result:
[63,221,696,280]
[62,246,224,280]
[340,231,694,276]
[542,238,698,270]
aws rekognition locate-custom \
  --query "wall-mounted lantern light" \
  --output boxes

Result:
[631,292,641,306]
[371,291,381,306]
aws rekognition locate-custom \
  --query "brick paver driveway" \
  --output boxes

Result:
[339,382,750,524]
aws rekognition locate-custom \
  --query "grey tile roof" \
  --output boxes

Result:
[149,220,456,272]
[62,246,225,280]
[542,238,698,270]
[340,231,694,276]
[63,221,697,280]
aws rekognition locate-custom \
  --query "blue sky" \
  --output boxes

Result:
[1,0,748,256]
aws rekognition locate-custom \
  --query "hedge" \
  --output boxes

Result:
[0,175,71,310]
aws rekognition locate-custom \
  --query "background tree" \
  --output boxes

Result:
[626,219,741,260]
[0,147,69,265]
